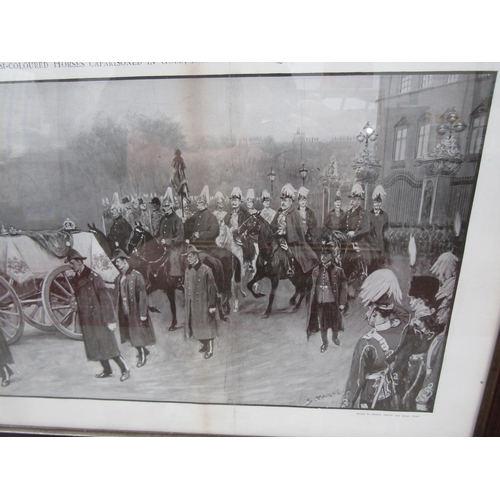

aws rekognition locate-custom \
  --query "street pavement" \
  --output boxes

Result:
[2,256,415,409]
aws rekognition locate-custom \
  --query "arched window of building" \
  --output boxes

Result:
[421,74,433,89]
[400,75,412,93]
[415,113,431,159]
[467,104,488,156]
[394,117,409,164]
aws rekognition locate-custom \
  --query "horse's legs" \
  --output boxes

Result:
[289,291,299,306]
[261,276,279,319]
[247,268,266,299]
[164,277,178,330]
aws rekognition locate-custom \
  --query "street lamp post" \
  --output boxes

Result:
[268,168,276,197]
[356,122,379,148]
[299,163,308,186]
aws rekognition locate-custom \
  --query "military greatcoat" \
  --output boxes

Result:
[184,261,218,341]
[114,267,156,348]
[306,261,348,334]
[186,208,220,251]
[70,266,120,362]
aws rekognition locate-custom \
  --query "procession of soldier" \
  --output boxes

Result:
[0,148,459,413]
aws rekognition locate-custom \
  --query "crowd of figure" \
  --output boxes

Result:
[0,150,460,414]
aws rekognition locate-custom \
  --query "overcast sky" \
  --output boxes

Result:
[0,74,380,152]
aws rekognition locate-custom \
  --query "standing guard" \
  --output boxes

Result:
[341,269,409,409]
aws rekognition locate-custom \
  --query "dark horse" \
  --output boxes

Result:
[242,215,314,319]
[322,230,378,300]
[126,224,179,329]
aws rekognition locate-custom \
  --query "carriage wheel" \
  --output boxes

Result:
[15,279,55,332]
[0,275,25,345]
[41,265,82,341]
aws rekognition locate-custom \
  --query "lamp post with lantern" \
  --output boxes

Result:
[268,168,276,197]
[299,163,308,186]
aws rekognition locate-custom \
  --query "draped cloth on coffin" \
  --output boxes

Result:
[0,232,118,284]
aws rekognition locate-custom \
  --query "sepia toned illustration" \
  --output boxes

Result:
[0,69,496,415]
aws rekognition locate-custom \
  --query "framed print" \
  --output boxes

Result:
[0,62,499,436]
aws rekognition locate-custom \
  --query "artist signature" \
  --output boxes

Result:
[305,389,343,406]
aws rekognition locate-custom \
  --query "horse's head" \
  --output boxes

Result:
[128,222,152,250]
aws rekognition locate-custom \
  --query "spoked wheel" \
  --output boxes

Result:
[41,265,82,340]
[14,278,55,332]
[0,275,25,345]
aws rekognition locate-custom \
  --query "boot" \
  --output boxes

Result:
[1,365,10,387]
[96,360,113,378]
[320,331,328,353]
[137,347,146,368]
[204,339,214,359]
[113,355,130,381]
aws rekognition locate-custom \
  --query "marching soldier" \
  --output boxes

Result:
[66,249,130,382]
[184,245,218,359]
[112,249,156,369]
[306,243,348,352]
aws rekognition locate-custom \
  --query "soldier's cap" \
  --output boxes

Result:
[183,244,201,256]
[150,197,161,206]
[64,248,87,263]
[372,293,395,311]
[408,276,440,304]
[111,249,129,262]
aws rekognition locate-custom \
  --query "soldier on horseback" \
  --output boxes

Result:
[270,183,318,278]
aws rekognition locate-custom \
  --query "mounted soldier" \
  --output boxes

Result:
[185,185,219,252]
[270,183,318,278]
[259,189,276,225]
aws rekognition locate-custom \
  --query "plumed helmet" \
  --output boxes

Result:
[261,189,271,201]
[214,191,225,201]
[246,189,255,200]
[163,187,175,207]
[230,187,243,200]
[280,183,296,200]
[198,185,210,205]
[372,185,387,203]
[349,183,365,199]
[297,186,309,199]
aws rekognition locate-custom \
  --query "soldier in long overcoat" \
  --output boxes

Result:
[184,245,218,359]
[270,184,319,276]
[0,325,15,387]
[186,186,219,252]
[112,250,156,368]
[306,246,347,351]
[66,249,130,381]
